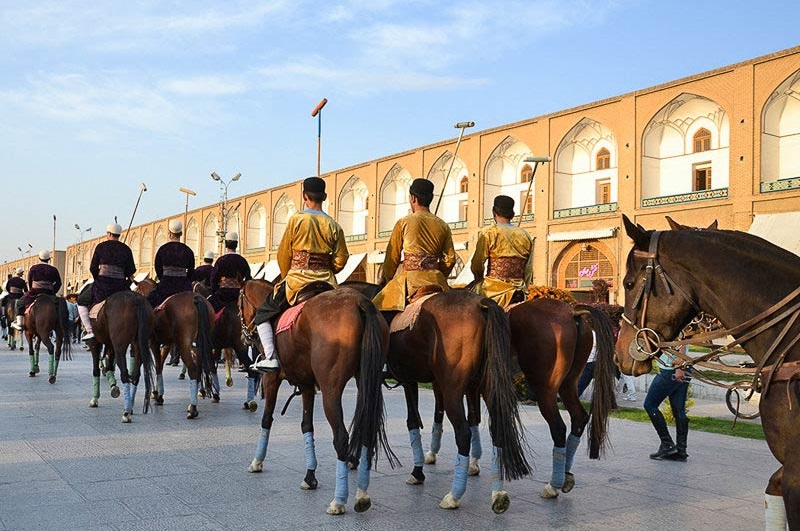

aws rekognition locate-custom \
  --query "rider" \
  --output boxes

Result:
[16,250,63,329]
[468,195,534,308]
[76,223,136,341]
[7,267,28,331]
[192,251,215,287]
[251,176,349,372]
[146,220,195,308]
[372,178,455,313]
[208,232,251,313]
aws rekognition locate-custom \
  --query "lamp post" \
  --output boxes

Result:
[434,121,475,216]
[74,224,91,280]
[210,171,241,251]
[518,155,551,226]
[123,183,147,244]
[311,98,328,177]
[179,187,196,243]
[17,247,24,259]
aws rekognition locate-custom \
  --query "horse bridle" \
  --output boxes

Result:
[238,284,261,345]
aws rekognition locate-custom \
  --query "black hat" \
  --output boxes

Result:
[492,195,515,218]
[409,178,434,198]
[303,177,326,193]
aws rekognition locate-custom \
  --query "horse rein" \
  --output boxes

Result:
[237,284,261,345]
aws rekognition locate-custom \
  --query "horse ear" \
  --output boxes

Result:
[622,214,650,249]
[708,220,719,230]
[665,216,683,231]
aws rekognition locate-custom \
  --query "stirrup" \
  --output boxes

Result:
[81,332,95,342]
[251,358,280,373]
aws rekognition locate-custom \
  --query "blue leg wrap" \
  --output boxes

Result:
[550,446,567,488]
[470,426,482,459]
[303,432,317,471]
[409,428,424,467]
[254,428,270,461]
[430,422,444,453]
[157,374,164,396]
[357,447,370,492]
[92,376,100,399]
[565,433,581,474]
[451,454,470,500]
[491,446,504,492]
[211,373,220,394]
[123,382,132,412]
[247,376,257,402]
[334,459,349,506]
[189,380,198,406]
[130,384,138,407]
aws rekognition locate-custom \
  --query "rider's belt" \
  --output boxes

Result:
[219,277,241,289]
[9,287,23,294]
[487,256,526,282]
[290,250,332,271]
[98,264,125,279]
[162,266,188,277]
[31,280,54,290]
[404,253,440,271]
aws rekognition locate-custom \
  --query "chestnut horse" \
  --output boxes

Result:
[23,295,72,382]
[616,215,800,529]
[239,279,397,515]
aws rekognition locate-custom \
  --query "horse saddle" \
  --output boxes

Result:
[89,300,106,320]
[408,284,443,303]
[295,281,334,304]
[390,292,439,334]
[24,294,52,315]
[276,301,308,335]
[154,294,178,312]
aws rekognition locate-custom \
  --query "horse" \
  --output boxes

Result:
[148,291,216,419]
[88,290,155,423]
[615,214,800,529]
[239,279,398,515]
[212,296,260,412]
[23,295,72,383]
[4,302,23,351]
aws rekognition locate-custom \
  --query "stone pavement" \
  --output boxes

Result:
[0,342,777,530]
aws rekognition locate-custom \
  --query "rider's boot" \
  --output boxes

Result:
[648,410,677,460]
[11,315,24,331]
[251,322,279,372]
[78,305,94,341]
[666,417,688,461]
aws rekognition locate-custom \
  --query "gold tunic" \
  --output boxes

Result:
[373,210,455,311]
[469,223,534,308]
[276,209,349,305]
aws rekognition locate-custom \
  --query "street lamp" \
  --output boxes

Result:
[311,98,328,177]
[434,121,475,216]
[210,171,241,251]
[74,225,91,279]
[17,247,24,259]
[179,187,196,243]
[518,155,551,226]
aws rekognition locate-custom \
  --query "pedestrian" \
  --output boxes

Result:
[65,294,79,343]
[577,330,597,399]
[643,346,691,461]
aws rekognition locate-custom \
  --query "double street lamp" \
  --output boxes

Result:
[74,224,91,279]
[179,187,196,243]
[210,171,241,251]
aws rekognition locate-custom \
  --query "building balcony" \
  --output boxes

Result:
[447,221,468,230]
[553,202,618,219]
[345,233,367,242]
[641,188,728,208]
[483,213,534,227]
[761,177,800,193]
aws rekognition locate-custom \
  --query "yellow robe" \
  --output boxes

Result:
[469,223,534,308]
[373,210,456,311]
[276,209,349,305]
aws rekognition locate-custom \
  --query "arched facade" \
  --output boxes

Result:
[154,227,168,257]
[141,229,152,265]
[761,69,800,190]
[185,217,199,255]
[554,119,618,216]
[553,240,616,302]
[338,175,369,239]
[427,151,467,225]
[203,213,218,256]
[246,201,267,250]
[129,232,139,267]
[483,136,534,222]
[272,194,296,249]
[379,163,412,236]
[642,94,730,205]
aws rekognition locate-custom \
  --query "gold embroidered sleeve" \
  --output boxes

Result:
[331,224,349,274]
[471,231,488,280]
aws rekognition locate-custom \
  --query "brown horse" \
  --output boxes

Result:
[212,296,260,412]
[88,290,155,423]
[616,215,800,529]
[23,295,72,382]
[5,302,23,351]
[148,291,215,419]
[239,279,397,515]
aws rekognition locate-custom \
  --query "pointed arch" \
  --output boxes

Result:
[427,151,468,225]
[338,175,369,238]
[246,201,267,250]
[761,69,800,189]
[154,227,168,255]
[379,163,412,235]
[272,194,296,249]
[129,232,140,267]
[203,213,218,255]
[185,217,199,255]
[141,229,153,265]
[483,136,534,222]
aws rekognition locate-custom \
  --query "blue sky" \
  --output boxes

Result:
[1,0,798,263]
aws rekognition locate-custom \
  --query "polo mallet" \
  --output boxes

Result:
[518,156,550,226]
[433,121,475,216]
[123,183,147,243]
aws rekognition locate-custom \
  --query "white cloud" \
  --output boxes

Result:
[162,76,249,97]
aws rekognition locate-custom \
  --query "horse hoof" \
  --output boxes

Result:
[187,405,198,419]
[151,391,158,399]
[301,477,318,490]
[28,372,36,377]
[468,457,480,476]
[198,389,205,399]
[491,490,510,514]
[48,375,56,384]
[539,483,560,499]
[225,377,233,387]
[439,492,460,510]
[248,400,258,412]
[34,366,40,374]
[424,451,437,465]
[122,411,132,424]
[562,472,575,493]
[406,475,424,485]
[326,501,345,515]
[155,396,164,405]
[248,459,263,473]
[110,386,120,399]
[354,489,371,513]
[89,398,98,408]
[20,346,25,351]
[178,373,185,380]
[212,394,220,403]
[347,456,358,470]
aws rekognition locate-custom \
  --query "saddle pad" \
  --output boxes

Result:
[276,301,308,335]
[389,293,438,334]
[505,301,525,314]
[89,300,106,320]
[214,308,225,324]
[155,294,178,312]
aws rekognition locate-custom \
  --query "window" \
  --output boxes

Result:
[596,148,610,170]
[459,200,468,221]
[693,128,711,153]
[563,244,614,290]
[520,164,533,183]
[596,179,611,204]
[694,165,712,191]
[519,191,533,215]
[460,176,469,193]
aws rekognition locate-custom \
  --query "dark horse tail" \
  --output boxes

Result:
[348,298,400,469]
[575,304,616,459]
[56,296,72,360]
[480,297,532,481]
[193,295,215,392]
[135,294,154,414]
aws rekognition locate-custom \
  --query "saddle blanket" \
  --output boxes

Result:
[155,294,179,312]
[89,300,106,320]
[276,301,307,335]
[24,295,49,315]
[389,293,437,334]
[214,308,225,324]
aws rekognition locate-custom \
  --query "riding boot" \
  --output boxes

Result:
[78,305,94,340]
[11,315,23,331]
[666,417,689,461]
[252,322,279,372]
[647,410,677,460]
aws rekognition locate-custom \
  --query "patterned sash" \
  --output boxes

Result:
[404,253,439,271]
[290,250,332,271]
[487,256,526,281]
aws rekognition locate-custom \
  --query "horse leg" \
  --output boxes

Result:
[248,373,281,473]
[224,348,233,387]
[115,346,134,423]
[183,339,200,420]
[765,467,788,530]
[42,335,56,384]
[559,380,590,494]
[466,389,482,476]
[299,386,318,490]
[403,383,426,485]
[152,342,167,405]
[89,345,102,407]
[425,384,445,465]
[536,390,568,499]
[439,389,472,510]
[26,331,37,377]
[52,330,63,384]
[321,386,350,515]
[103,349,120,399]
[243,375,259,412]
[209,366,220,403]
[784,458,800,530]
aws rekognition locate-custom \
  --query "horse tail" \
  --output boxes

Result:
[348,297,400,469]
[193,295,215,377]
[56,296,72,360]
[575,304,616,459]
[479,297,532,481]
[135,295,154,414]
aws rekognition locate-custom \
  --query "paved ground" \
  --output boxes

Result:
[0,340,777,530]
